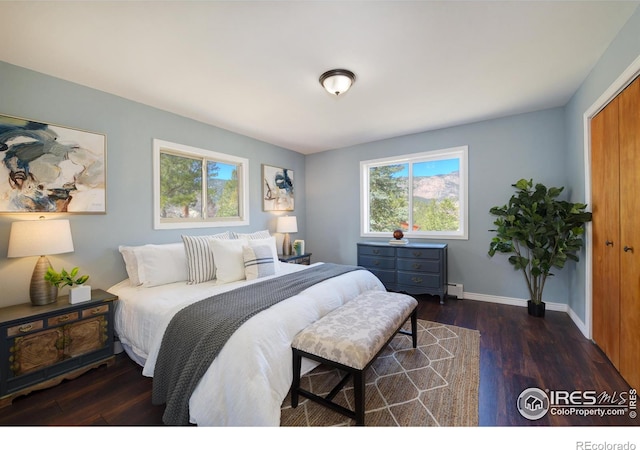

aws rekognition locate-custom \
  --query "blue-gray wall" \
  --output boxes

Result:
[563,6,640,321]
[0,61,305,307]
[306,108,570,304]
[1,5,639,322]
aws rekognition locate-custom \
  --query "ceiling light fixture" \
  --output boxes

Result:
[319,69,356,96]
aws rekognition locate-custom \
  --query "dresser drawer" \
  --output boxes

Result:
[358,245,395,257]
[359,255,396,270]
[397,272,441,289]
[367,268,396,285]
[397,259,440,273]
[396,247,441,260]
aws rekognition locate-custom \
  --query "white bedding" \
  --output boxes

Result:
[108,262,384,426]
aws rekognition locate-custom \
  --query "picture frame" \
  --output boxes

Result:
[0,113,107,213]
[293,239,305,256]
[262,164,294,211]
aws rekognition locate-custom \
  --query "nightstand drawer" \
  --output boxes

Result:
[48,312,79,326]
[7,320,44,338]
[82,304,109,318]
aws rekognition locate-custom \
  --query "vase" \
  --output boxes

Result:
[527,300,546,317]
[70,285,92,304]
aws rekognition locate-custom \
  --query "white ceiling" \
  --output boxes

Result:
[0,1,637,154]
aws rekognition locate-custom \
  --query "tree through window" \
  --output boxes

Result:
[361,146,468,239]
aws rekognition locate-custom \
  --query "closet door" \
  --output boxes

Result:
[591,97,620,369]
[618,76,640,389]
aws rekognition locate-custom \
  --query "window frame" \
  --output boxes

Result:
[360,145,469,240]
[153,139,249,230]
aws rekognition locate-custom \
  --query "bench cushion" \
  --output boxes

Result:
[292,290,418,370]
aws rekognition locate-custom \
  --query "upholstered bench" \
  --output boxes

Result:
[290,290,418,426]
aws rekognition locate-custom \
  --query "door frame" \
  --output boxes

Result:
[583,54,640,340]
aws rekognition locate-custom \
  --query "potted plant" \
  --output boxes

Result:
[488,179,592,317]
[44,266,91,304]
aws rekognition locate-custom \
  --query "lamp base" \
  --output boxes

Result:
[283,233,292,256]
[30,256,58,306]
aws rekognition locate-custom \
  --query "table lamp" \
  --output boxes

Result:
[7,218,75,305]
[276,215,297,256]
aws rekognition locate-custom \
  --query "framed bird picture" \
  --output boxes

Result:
[262,164,294,211]
[0,113,106,213]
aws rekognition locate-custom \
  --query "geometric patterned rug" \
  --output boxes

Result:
[280,319,480,426]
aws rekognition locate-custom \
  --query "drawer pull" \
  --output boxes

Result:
[90,308,102,315]
[411,277,423,284]
[58,314,71,322]
[373,260,380,266]
[412,263,421,269]
[373,249,380,255]
[18,324,33,333]
[412,251,422,257]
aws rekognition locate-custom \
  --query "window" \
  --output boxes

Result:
[360,146,468,239]
[153,139,249,229]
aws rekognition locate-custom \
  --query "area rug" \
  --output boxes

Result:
[280,319,480,427]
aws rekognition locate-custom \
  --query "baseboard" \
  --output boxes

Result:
[462,291,567,312]
[461,291,592,337]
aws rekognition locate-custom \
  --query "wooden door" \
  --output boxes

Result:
[591,97,621,368]
[618,75,640,389]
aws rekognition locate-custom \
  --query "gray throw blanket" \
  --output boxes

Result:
[152,263,364,425]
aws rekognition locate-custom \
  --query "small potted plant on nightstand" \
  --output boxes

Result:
[44,267,91,304]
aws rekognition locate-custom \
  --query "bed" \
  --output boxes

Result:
[107,232,384,426]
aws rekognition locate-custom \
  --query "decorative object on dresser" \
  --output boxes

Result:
[7,218,75,306]
[279,253,312,265]
[0,289,116,408]
[263,164,294,211]
[390,228,409,245]
[357,242,448,304]
[277,215,298,256]
[44,266,91,304]
[0,113,106,213]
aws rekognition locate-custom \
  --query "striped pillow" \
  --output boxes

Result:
[182,232,230,284]
[232,230,271,240]
[243,244,276,280]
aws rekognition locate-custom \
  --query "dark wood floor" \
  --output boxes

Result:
[0,296,636,427]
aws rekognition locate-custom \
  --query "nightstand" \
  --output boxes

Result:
[0,289,117,408]
[279,253,312,265]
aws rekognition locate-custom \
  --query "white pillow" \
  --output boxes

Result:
[210,239,247,284]
[232,230,271,240]
[243,244,276,281]
[244,236,280,273]
[135,243,188,287]
[118,245,142,286]
[182,232,230,284]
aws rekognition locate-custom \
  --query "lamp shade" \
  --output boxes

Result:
[8,219,74,258]
[319,69,356,96]
[276,216,298,233]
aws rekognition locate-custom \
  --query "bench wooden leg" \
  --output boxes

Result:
[411,308,418,348]
[353,369,365,426]
[291,349,302,408]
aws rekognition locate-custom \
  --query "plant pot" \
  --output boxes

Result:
[527,300,546,317]
[69,285,92,304]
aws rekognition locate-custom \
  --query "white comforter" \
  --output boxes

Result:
[108,262,384,426]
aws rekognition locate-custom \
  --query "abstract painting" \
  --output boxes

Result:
[262,164,294,211]
[0,114,106,213]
